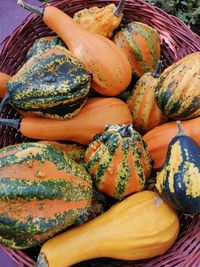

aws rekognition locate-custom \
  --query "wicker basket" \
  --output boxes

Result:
[0,0,200,266]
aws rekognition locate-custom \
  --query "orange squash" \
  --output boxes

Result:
[18,0,132,96]
[35,191,179,267]
[0,97,133,145]
[0,72,11,99]
[143,117,200,170]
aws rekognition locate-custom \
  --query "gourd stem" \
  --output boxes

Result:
[0,118,21,130]
[113,0,126,17]
[118,123,133,137]
[17,0,44,16]
[176,120,185,136]
[34,253,48,267]
[0,93,11,113]
[152,60,162,78]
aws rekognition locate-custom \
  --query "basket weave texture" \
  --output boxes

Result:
[0,0,200,266]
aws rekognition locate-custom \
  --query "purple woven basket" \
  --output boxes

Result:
[0,0,200,266]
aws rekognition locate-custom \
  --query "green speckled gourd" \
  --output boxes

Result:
[27,36,66,59]
[0,142,93,249]
[155,52,200,120]
[6,46,92,119]
[84,124,152,200]
[156,121,200,214]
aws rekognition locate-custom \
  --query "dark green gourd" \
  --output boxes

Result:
[0,142,93,249]
[156,121,200,214]
[5,46,92,119]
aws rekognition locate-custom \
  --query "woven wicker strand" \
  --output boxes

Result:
[0,0,200,266]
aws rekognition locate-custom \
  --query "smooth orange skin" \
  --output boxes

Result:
[0,72,11,98]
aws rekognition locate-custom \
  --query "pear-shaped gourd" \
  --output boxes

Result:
[156,121,200,214]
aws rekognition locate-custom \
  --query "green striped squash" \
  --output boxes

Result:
[6,46,92,119]
[84,124,152,200]
[155,52,200,120]
[113,22,160,77]
[0,142,93,249]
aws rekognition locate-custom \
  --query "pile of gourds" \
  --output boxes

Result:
[0,0,199,266]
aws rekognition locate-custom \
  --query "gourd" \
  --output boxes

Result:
[38,141,86,163]
[0,142,93,249]
[127,61,167,133]
[0,97,133,145]
[4,46,91,119]
[35,190,180,267]
[143,117,200,170]
[0,72,11,99]
[155,121,200,214]
[113,21,161,77]
[27,36,66,59]
[155,52,200,120]
[73,0,126,38]
[18,0,132,96]
[85,124,152,199]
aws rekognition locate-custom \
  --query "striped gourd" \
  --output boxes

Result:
[27,36,66,59]
[0,142,93,249]
[155,52,200,120]
[84,124,152,200]
[113,22,160,77]
[6,46,92,119]
[127,61,168,133]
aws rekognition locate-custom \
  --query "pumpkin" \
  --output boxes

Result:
[127,61,168,133]
[155,52,200,120]
[0,72,11,99]
[27,36,66,59]
[18,0,132,96]
[0,142,93,249]
[0,97,133,145]
[84,124,152,199]
[155,121,200,214]
[143,117,200,170]
[5,46,91,119]
[35,190,179,267]
[73,0,126,38]
[113,21,161,77]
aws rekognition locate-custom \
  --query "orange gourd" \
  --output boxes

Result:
[0,72,11,99]
[143,117,200,170]
[35,190,179,267]
[18,0,132,96]
[0,97,133,145]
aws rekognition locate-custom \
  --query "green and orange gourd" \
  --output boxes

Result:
[85,124,152,199]
[0,142,93,249]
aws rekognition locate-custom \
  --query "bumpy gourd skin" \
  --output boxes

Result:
[85,124,152,199]
[7,46,92,119]
[156,132,200,213]
[0,142,93,249]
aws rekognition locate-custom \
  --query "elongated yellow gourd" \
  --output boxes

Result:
[35,191,180,267]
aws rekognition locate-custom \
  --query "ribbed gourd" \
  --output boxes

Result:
[127,61,168,133]
[155,52,200,120]
[156,121,200,213]
[85,124,152,199]
[0,142,93,249]
[5,46,92,119]
[73,0,126,38]
[113,21,161,77]
[27,36,66,59]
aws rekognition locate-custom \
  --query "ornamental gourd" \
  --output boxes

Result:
[27,36,66,59]
[4,46,91,119]
[113,21,161,77]
[0,97,133,145]
[0,142,93,249]
[73,0,126,38]
[85,124,152,199]
[155,121,200,214]
[127,61,168,133]
[0,72,11,99]
[143,117,200,170]
[155,52,200,120]
[18,0,132,96]
[35,191,180,267]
